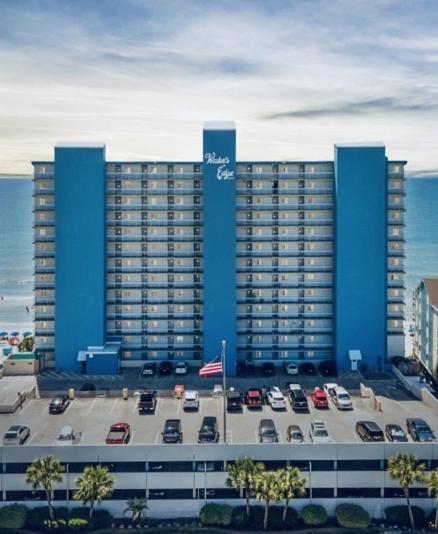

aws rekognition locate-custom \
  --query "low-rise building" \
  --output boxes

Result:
[413,277,438,382]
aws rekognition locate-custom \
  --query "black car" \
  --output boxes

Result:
[406,418,435,442]
[158,361,173,376]
[226,390,242,412]
[162,419,183,444]
[141,362,157,376]
[286,384,309,412]
[198,417,219,443]
[49,395,70,414]
[258,419,279,443]
[300,362,317,376]
[237,361,256,376]
[318,360,337,377]
[356,421,384,442]
[138,390,157,414]
[385,424,408,442]
[262,362,276,376]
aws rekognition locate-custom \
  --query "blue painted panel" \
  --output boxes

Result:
[202,127,237,375]
[334,146,387,371]
[54,146,106,372]
[86,354,119,375]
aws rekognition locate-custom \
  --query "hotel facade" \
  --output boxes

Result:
[32,122,406,375]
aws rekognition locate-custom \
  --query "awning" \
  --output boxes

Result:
[349,350,362,362]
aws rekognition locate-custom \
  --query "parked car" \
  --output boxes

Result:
[318,360,338,377]
[226,390,242,412]
[310,387,329,409]
[183,390,199,410]
[105,422,130,444]
[198,417,219,443]
[385,424,408,442]
[266,387,286,409]
[300,362,317,375]
[138,390,157,413]
[309,420,332,443]
[406,418,436,442]
[158,361,173,376]
[286,383,309,412]
[244,388,263,409]
[141,362,156,376]
[49,394,70,414]
[286,424,304,444]
[237,361,256,376]
[258,419,279,443]
[323,383,353,410]
[162,419,183,444]
[262,362,276,376]
[55,425,81,446]
[3,425,30,446]
[356,421,384,442]
[283,362,299,375]
[174,361,188,375]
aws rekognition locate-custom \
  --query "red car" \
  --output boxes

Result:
[105,422,131,444]
[310,387,329,409]
[244,388,262,409]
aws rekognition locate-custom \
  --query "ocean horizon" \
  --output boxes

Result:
[1,175,437,353]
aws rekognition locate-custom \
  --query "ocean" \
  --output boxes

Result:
[0,176,437,340]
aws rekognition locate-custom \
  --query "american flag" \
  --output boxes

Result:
[199,359,223,377]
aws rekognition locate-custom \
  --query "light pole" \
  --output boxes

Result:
[221,340,227,444]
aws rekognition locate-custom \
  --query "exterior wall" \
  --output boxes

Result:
[335,146,388,371]
[202,125,237,371]
[413,281,438,380]
[1,443,435,518]
[54,146,107,372]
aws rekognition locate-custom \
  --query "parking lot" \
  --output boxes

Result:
[0,384,437,446]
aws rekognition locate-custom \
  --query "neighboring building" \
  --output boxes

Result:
[32,122,406,374]
[413,277,438,381]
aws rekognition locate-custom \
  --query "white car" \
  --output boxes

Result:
[183,390,199,410]
[266,387,287,409]
[3,425,30,446]
[323,383,352,410]
[309,420,332,443]
[55,425,81,446]
[174,361,188,375]
[284,362,299,375]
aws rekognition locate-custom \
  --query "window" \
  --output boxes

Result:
[338,488,380,498]
[338,460,381,471]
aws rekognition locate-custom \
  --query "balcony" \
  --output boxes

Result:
[236,172,333,178]
[236,188,333,195]
[236,219,333,226]
[236,235,332,242]
[107,204,200,211]
[236,203,333,211]
[107,251,202,258]
[106,219,201,227]
[107,235,201,243]
[107,188,201,195]
[237,250,333,258]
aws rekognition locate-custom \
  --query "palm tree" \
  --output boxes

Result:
[254,471,281,530]
[124,497,148,523]
[25,455,65,521]
[74,465,114,519]
[226,457,265,519]
[388,453,426,530]
[428,469,438,531]
[277,467,306,523]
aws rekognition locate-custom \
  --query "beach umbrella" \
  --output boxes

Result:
[23,332,33,337]
[8,336,19,346]
[0,331,8,337]
[10,331,19,337]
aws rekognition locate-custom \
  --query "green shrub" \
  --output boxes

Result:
[336,503,370,529]
[200,503,233,526]
[249,505,264,529]
[301,504,328,527]
[385,505,426,528]
[69,507,89,521]
[68,517,89,531]
[266,506,284,530]
[0,504,28,529]
[90,509,112,529]
[283,507,299,529]
[231,506,248,529]
[25,506,69,531]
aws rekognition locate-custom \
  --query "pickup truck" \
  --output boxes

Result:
[138,390,157,413]
[244,388,263,409]
[105,422,130,444]
[310,387,329,409]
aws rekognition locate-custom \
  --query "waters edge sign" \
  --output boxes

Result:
[204,152,235,180]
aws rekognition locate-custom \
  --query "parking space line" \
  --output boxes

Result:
[177,399,182,414]
[109,399,118,414]
[154,431,161,444]
[19,402,30,414]
[132,399,138,414]
[42,405,49,415]
[28,432,39,445]
[87,398,97,415]
[226,430,233,444]
[254,430,259,443]
[63,401,73,415]
[129,431,136,444]
[198,399,202,413]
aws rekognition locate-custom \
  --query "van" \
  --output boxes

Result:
[356,421,384,442]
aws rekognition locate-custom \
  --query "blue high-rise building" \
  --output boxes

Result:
[32,123,406,375]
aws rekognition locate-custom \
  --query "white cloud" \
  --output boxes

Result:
[0,0,437,173]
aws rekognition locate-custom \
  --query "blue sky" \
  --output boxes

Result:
[0,0,437,173]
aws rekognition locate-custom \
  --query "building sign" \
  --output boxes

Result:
[204,152,235,181]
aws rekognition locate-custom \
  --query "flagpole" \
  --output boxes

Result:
[221,339,227,444]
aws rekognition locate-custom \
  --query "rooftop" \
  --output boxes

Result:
[422,277,438,308]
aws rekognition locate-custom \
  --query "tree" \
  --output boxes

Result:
[428,469,438,532]
[25,455,64,522]
[226,457,265,519]
[124,497,148,523]
[388,453,426,530]
[254,471,281,530]
[74,465,114,519]
[18,336,34,352]
[277,467,306,523]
